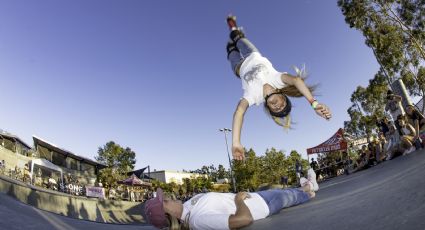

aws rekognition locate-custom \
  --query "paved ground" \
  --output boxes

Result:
[1,149,424,230]
[246,148,425,230]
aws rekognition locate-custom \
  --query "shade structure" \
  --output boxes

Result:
[306,128,348,155]
[30,158,63,184]
[118,173,152,187]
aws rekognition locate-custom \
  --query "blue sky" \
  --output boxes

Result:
[0,0,381,171]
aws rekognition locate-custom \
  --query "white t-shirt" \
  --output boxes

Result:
[180,192,269,230]
[386,99,405,121]
[239,52,286,106]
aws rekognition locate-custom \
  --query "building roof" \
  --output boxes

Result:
[0,133,32,149]
[32,135,106,169]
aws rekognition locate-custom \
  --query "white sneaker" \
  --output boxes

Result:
[300,177,313,192]
[307,168,319,192]
[403,146,415,156]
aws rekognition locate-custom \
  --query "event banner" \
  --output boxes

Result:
[85,186,105,199]
[307,128,347,155]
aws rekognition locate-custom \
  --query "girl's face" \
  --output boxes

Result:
[398,118,405,126]
[406,106,413,115]
[266,93,287,113]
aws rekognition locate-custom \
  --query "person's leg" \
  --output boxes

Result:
[401,136,412,155]
[257,188,311,216]
[227,16,260,58]
[229,30,259,58]
[226,41,243,77]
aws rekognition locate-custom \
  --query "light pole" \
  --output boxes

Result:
[219,128,237,193]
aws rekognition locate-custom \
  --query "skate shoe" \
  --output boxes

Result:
[307,168,319,192]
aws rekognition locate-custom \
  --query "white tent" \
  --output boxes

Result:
[30,158,63,185]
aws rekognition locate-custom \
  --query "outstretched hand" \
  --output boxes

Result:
[232,143,245,161]
[235,192,251,202]
[315,103,332,120]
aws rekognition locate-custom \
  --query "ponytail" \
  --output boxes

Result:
[278,65,317,98]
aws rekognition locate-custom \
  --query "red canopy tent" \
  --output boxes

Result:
[118,174,152,187]
[306,128,348,155]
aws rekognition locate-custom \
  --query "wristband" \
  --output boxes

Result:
[308,98,316,104]
[311,101,319,109]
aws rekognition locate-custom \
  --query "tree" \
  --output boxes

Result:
[233,148,261,191]
[344,72,388,138]
[95,141,136,187]
[217,164,227,179]
[338,0,425,109]
[258,148,286,185]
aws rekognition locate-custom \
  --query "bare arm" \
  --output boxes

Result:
[280,73,332,120]
[414,120,420,138]
[232,99,249,161]
[407,123,417,137]
[280,73,314,102]
[228,192,253,229]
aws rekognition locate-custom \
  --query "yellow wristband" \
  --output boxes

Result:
[311,101,319,109]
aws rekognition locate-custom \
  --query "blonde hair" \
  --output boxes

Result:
[267,65,317,130]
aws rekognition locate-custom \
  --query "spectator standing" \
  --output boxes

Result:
[97,179,103,187]
[385,90,405,133]
[376,116,391,137]
[280,176,288,187]
[374,138,383,163]
[310,158,318,171]
[0,160,4,175]
[295,159,303,185]
[23,164,31,183]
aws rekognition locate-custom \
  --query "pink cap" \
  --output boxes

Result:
[144,188,168,229]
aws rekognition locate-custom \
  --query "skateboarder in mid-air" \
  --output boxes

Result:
[225,15,332,160]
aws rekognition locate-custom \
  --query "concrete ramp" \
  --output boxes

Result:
[0,192,155,230]
[0,175,150,225]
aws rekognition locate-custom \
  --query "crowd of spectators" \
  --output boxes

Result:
[310,155,346,181]
[308,91,424,180]
[352,90,424,172]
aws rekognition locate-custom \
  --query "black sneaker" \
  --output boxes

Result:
[226,15,237,30]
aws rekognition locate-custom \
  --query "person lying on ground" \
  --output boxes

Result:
[145,169,319,230]
[225,15,332,161]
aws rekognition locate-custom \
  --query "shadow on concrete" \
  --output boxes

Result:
[126,202,149,224]
[66,197,77,218]
[95,204,104,222]
[79,203,89,220]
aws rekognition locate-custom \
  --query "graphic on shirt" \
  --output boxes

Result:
[190,194,204,206]
[243,64,267,83]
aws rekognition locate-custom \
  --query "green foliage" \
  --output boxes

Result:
[338,0,425,113]
[217,164,228,179]
[95,141,136,187]
[344,68,389,138]
[231,148,309,191]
